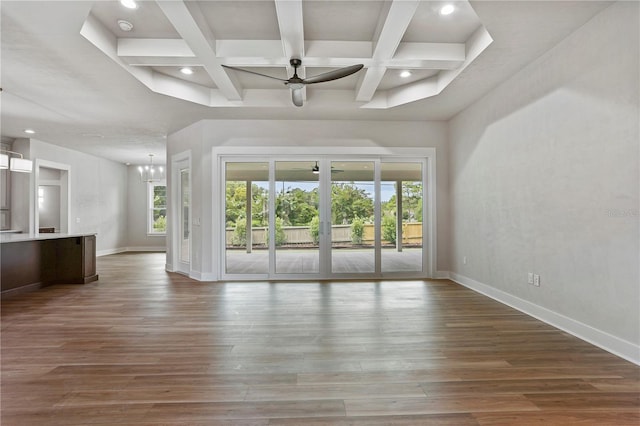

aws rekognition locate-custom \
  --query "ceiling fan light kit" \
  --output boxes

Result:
[223,58,364,107]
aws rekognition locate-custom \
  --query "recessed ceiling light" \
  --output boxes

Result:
[180,67,194,75]
[24,129,35,134]
[120,0,138,9]
[117,20,134,32]
[400,70,412,78]
[440,4,455,15]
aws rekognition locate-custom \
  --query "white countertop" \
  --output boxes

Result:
[0,233,96,244]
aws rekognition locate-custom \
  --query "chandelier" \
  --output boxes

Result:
[138,154,165,183]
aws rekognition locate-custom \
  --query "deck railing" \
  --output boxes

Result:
[226,223,422,246]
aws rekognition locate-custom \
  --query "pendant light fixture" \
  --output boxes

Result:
[138,154,165,183]
[0,149,33,173]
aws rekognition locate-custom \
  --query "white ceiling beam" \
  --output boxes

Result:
[274,0,306,100]
[362,26,493,109]
[156,0,242,101]
[356,0,420,102]
[124,57,204,67]
[274,0,305,61]
[118,39,464,63]
[124,56,464,72]
[117,38,464,69]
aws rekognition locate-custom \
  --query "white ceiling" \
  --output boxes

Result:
[1,1,612,165]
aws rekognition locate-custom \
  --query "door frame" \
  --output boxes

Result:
[32,159,70,234]
[170,150,192,276]
[214,146,437,281]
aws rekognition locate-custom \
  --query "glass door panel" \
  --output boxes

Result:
[225,162,269,274]
[179,168,190,264]
[275,161,320,274]
[381,162,423,273]
[330,161,375,273]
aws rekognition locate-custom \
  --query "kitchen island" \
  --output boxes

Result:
[1,233,98,296]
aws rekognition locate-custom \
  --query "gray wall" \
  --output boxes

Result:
[12,138,130,254]
[8,139,165,253]
[126,165,167,251]
[449,2,639,348]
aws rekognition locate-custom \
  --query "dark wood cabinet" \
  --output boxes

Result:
[1,234,98,296]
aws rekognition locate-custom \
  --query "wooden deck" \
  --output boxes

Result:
[1,252,638,425]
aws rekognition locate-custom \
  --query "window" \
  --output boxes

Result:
[148,182,167,234]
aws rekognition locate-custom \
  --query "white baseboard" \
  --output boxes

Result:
[189,271,217,281]
[126,246,166,252]
[96,247,128,257]
[448,271,640,366]
[97,247,166,257]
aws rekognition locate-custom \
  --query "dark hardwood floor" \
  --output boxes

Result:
[1,252,638,425]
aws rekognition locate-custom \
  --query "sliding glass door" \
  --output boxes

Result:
[381,162,424,273]
[330,161,376,274]
[275,161,320,275]
[222,157,427,280]
[224,162,269,275]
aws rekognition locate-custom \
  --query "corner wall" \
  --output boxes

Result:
[448,2,639,361]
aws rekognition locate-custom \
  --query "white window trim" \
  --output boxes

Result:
[147,180,167,236]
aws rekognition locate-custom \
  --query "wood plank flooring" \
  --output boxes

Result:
[1,252,638,425]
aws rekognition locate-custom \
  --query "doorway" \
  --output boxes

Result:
[221,156,430,280]
[34,160,70,234]
[172,154,191,275]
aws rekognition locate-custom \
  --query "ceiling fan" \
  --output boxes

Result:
[222,59,364,107]
[310,161,344,174]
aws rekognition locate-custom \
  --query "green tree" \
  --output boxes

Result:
[402,181,423,222]
[225,181,246,226]
[331,183,373,225]
[382,215,396,244]
[250,183,269,226]
[232,217,247,246]
[350,217,364,245]
[309,215,320,244]
[273,217,287,246]
[152,185,167,232]
[153,215,166,233]
[276,187,319,226]
[381,182,423,222]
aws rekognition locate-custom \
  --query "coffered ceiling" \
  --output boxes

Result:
[0,1,612,164]
[82,0,490,109]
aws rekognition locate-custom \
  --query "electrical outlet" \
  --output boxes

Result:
[533,274,540,287]
[528,272,534,284]
[463,256,467,265]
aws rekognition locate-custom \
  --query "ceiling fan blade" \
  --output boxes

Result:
[221,65,287,82]
[291,88,303,107]
[303,64,364,85]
